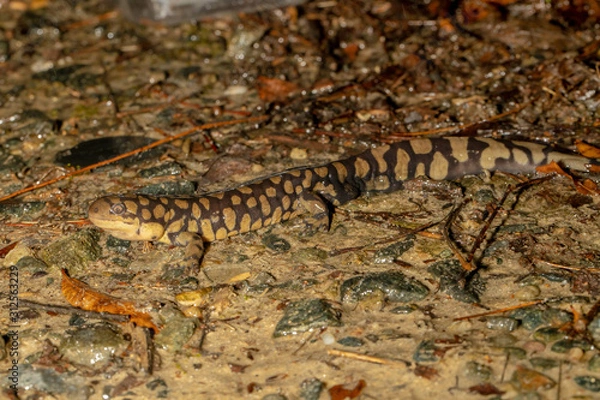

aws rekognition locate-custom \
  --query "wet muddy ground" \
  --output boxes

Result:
[1,0,600,399]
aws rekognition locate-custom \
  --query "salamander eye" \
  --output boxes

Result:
[110,203,126,215]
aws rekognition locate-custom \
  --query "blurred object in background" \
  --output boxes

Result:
[119,0,307,24]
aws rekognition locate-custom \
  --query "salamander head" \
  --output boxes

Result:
[88,195,166,241]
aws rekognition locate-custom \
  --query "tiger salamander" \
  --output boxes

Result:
[88,137,598,273]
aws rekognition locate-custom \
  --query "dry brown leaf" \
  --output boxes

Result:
[576,140,600,159]
[536,161,600,195]
[469,382,505,396]
[60,269,159,332]
[329,380,366,400]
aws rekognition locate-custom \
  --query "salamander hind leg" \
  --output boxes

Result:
[296,191,331,234]
[168,231,205,276]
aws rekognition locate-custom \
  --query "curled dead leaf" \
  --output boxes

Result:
[60,269,159,332]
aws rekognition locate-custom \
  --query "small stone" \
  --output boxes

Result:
[427,259,483,303]
[588,354,600,372]
[510,365,555,391]
[321,332,336,345]
[290,148,308,160]
[60,325,128,368]
[139,162,183,178]
[529,357,559,370]
[146,378,169,398]
[300,378,324,400]
[542,308,573,326]
[175,287,214,307]
[574,376,600,392]
[567,347,584,362]
[522,341,545,354]
[533,327,567,343]
[486,316,519,332]
[262,233,291,252]
[504,347,527,360]
[550,339,593,354]
[105,236,131,254]
[340,270,429,304]
[514,285,540,300]
[155,307,197,352]
[488,333,517,347]
[18,365,92,400]
[38,229,102,275]
[291,247,328,263]
[273,299,342,337]
[510,308,544,331]
[463,361,492,381]
[373,236,415,263]
[413,340,439,363]
[15,256,48,274]
[390,304,419,314]
[337,336,364,347]
[262,395,288,400]
[588,313,600,344]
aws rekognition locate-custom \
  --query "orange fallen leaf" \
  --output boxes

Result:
[60,269,159,332]
[0,241,18,258]
[329,379,366,400]
[536,161,600,195]
[576,140,600,159]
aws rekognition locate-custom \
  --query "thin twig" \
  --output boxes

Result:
[0,115,268,203]
[327,349,410,368]
[443,200,475,271]
[466,175,554,263]
[453,300,545,321]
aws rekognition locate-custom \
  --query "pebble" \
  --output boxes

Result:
[533,327,567,343]
[337,336,364,347]
[155,306,198,352]
[574,376,600,392]
[321,332,336,345]
[463,361,492,381]
[273,299,342,337]
[340,270,429,304]
[39,229,102,275]
[60,325,128,368]
[299,378,324,400]
[522,340,545,354]
[488,333,517,347]
[486,316,519,332]
[529,357,559,370]
[510,366,555,391]
[373,235,415,263]
[290,147,307,160]
[588,353,600,372]
[413,340,439,362]
[514,285,540,300]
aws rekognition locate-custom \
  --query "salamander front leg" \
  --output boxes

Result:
[296,191,331,233]
[169,231,205,275]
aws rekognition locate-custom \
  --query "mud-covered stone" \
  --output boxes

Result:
[341,270,429,304]
[38,229,102,275]
[273,299,342,337]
